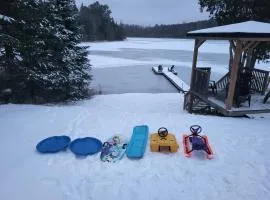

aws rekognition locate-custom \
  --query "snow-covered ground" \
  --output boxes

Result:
[1,94,270,200]
[1,38,270,200]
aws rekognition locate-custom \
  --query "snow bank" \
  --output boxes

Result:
[0,93,270,200]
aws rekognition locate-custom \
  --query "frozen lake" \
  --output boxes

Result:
[84,38,231,94]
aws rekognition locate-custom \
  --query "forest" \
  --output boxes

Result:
[79,1,126,41]
[123,20,217,38]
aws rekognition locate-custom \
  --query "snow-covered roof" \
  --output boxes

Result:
[187,21,270,39]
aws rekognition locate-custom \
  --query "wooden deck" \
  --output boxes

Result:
[186,66,270,116]
[189,90,270,116]
[152,66,189,93]
[152,66,270,116]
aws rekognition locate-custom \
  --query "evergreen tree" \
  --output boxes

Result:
[0,0,91,103]
[50,0,91,100]
[0,0,25,102]
[79,1,126,41]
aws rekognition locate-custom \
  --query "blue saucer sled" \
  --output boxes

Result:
[36,135,71,153]
[69,137,102,156]
[126,125,149,158]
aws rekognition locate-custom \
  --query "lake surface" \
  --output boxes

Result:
[87,38,230,94]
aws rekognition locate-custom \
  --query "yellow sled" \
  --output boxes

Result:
[150,127,179,152]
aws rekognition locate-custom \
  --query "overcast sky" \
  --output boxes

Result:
[75,0,210,25]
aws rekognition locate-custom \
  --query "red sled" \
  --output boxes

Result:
[183,125,214,159]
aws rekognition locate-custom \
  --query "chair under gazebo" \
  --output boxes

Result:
[184,21,270,116]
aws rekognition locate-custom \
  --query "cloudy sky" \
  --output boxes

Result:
[75,0,210,25]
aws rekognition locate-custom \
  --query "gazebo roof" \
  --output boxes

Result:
[187,21,270,40]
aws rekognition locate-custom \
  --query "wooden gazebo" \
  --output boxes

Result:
[185,21,270,116]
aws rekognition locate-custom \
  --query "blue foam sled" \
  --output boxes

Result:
[69,137,102,156]
[36,135,71,153]
[126,125,149,158]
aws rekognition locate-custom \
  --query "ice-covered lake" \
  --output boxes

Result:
[82,37,231,94]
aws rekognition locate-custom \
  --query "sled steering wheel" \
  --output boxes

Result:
[190,125,202,135]
[158,127,168,138]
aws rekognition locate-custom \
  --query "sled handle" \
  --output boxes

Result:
[190,125,202,135]
[158,127,168,138]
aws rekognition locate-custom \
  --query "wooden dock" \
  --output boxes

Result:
[152,66,190,93]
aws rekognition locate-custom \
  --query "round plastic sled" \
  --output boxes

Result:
[36,135,71,153]
[69,137,102,156]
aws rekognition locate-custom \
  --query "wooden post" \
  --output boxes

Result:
[188,39,205,113]
[226,40,242,110]
[245,42,260,69]
[230,40,236,53]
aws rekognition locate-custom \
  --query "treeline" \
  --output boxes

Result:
[123,20,217,38]
[0,0,91,104]
[79,1,126,41]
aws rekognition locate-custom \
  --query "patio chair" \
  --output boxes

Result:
[226,68,252,107]
[208,80,217,95]
[168,65,178,75]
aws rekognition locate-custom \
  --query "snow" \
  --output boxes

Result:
[82,37,230,54]
[89,54,228,75]
[152,66,190,91]
[86,38,268,73]
[1,93,270,200]
[189,21,270,34]
[0,14,14,23]
[1,37,270,200]
[162,68,190,91]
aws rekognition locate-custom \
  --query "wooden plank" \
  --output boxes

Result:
[226,40,242,110]
[228,109,270,116]
[253,68,269,73]
[188,39,201,113]
[190,91,270,116]
[163,73,185,93]
[190,91,227,111]
[152,67,189,93]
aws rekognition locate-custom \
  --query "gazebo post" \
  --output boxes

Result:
[226,40,243,110]
[188,38,205,113]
